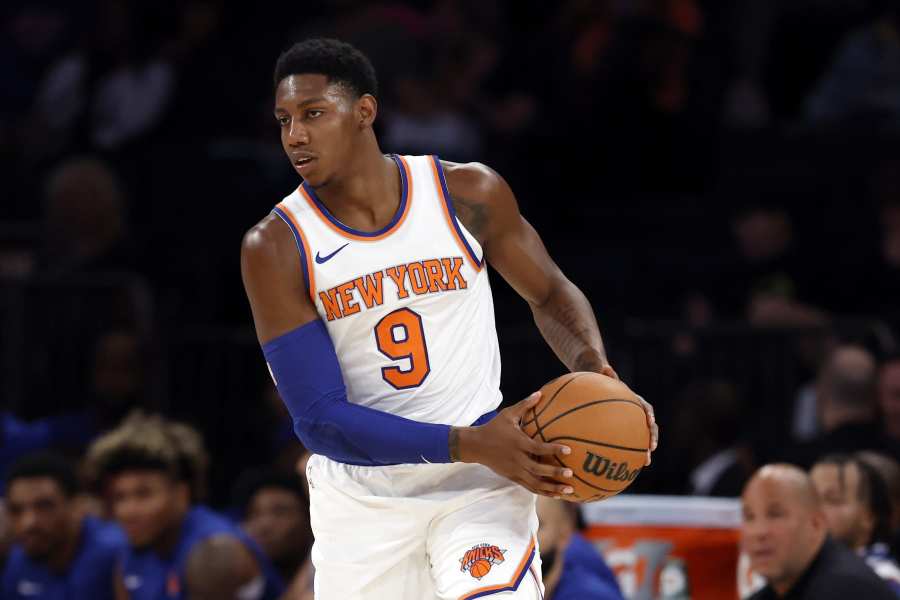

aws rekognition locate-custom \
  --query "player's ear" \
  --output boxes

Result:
[357,94,377,129]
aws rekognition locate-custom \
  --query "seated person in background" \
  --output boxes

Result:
[2,452,127,600]
[858,451,900,550]
[232,468,313,589]
[535,496,623,600]
[810,454,900,594]
[790,346,898,468]
[85,413,283,600]
[742,463,895,599]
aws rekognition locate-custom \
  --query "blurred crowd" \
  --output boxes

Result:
[4,0,900,596]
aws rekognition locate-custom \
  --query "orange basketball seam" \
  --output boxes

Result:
[537,398,647,443]
[537,373,590,419]
[522,373,587,439]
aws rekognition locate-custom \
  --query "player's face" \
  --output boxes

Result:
[109,471,188,549]
[811,463,871,549]
[243,488,308,561]
[741,479,820,586]
[274,74,362,188]
[7,478,74,560]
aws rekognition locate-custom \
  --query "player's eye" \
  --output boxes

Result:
[307,109,323,119]
[276,116,290,126]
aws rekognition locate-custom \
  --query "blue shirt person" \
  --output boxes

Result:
[537,496,624,600]
[86,413,283,600]
[1,452,127,600]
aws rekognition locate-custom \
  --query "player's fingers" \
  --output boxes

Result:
[524,460,573,482]
[636,394,658,464]
[599,364,619,380]
[506,391,541,421]
[521,436,570,458]
[519,472,574,497]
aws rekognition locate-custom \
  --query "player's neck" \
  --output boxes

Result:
[46,516,83,574]
[153,510,190,558]
[311,139,401,232]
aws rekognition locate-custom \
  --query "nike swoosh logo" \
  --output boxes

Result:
[315,243,350,264]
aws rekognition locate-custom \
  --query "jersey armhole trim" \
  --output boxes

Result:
[273,204,316,303]
[430,155,484,272]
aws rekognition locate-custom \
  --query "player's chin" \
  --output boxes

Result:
[294,160,324,184]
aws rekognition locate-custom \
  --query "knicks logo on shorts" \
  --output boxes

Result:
[459,543,506,580]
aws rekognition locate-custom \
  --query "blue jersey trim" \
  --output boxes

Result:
[301,154,409,238]
[431,155,484,268]
[272,206,310,292]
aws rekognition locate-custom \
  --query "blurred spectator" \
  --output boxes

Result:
[29,1,175,154]
[86,413,283,599]
[742,463,895,599]
[87,330,151,431]
[41,157,134,274]
[880,355,900,446]
[0,413,94,489]
[2,452,127,600]
[233,469,312,586]
[381,35,486,161]
[724,203,828,326]
[806,2,900,128]
[790,345,897,467]
[859,451,900,534]
[663,379,752,496]
[536,496,624,600]
[810,454,900,592]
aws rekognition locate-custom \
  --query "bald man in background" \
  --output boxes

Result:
[742,464,895,599]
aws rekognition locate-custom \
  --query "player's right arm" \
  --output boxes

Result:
[241,216,573,495]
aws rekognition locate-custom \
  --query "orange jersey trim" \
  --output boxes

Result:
[275,202,316,303]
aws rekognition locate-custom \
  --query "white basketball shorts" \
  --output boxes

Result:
[306,455,544,600]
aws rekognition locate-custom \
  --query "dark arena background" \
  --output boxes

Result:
[3,1,900,598]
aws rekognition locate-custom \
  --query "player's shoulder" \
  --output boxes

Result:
[241,212,296,272]
[439,160,508,203]
[84,516,128,550]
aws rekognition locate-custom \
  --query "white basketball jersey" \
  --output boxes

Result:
[273,154,502,426]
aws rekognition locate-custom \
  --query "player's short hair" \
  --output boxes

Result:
[273,37,378,98]
[86,412,209,501]
[5,452,79,498]
[231,468,307,518]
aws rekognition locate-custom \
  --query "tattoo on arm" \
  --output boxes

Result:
[449,427,461,462]
[534,283,607,373]
[450,195,489,242]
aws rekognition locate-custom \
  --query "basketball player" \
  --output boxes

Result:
[241,38,658,600]
[2,453,126,600]
[86,414,284,600]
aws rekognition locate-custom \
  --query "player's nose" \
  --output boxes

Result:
[287,120,310,146]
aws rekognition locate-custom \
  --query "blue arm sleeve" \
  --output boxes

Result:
[261,319,452,466]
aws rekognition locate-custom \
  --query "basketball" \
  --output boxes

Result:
[522,372,650,503]
[469,559,491,579]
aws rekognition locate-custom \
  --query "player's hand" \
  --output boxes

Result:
[452,392,575,498]
[596,365,658,466]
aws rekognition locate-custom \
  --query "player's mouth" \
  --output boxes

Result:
[748,547,775,563]
[293,155,316,174]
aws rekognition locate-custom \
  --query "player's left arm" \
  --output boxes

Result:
[443,161,658,461]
